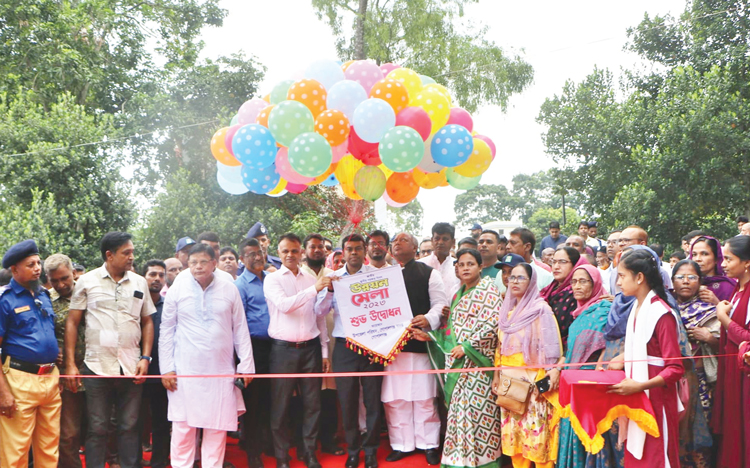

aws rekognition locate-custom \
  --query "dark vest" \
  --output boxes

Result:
[401,259,433,353]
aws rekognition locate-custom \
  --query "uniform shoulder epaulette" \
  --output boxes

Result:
[0,285,10,297]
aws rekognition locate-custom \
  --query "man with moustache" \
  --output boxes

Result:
[366,230,390,269]
[477,230,501,279]
[419,223,460,299]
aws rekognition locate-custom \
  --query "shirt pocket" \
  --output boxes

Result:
[130,296,144,318]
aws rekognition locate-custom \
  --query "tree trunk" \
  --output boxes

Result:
[354,0,368,60]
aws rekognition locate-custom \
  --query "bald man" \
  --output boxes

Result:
[741,223,750,236]
[611,226,671,293]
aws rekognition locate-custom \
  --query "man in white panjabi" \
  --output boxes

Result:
[159,243,255,468]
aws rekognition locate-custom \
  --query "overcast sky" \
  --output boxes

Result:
[199,0,688,237]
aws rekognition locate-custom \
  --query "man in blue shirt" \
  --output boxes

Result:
[235,238,272,468]
[538,221,568,255]
[0,239,61,467]
[314,233,382,468]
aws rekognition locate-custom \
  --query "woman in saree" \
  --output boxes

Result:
[492,263,563,468]
[557,264,612,468]
[689,236,736,303]
[415,248,503,468]
[541,246,586,344]
[671,259,719,467]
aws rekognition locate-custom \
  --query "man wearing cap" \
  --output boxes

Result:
[175,237,197,269]
[419,223,460,299]
[0,240,61,467]
[247,222,282,270]
[493,253,526,299]
[469,223,482,240]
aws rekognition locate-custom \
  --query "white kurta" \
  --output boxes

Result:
[159,271,255,431]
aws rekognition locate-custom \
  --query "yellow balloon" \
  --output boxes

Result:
[378,164,394,179]
[386,68,423,103]
[340,182,363,200]
[424,83,452,106]
[453,139,492,177]
[412,167,447,189]
[268,178,287,195]
[342,60,355,72]
[411,88,450,133]
[334,155,364,186]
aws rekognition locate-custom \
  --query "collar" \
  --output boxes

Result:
[337,264,370,277]
[241,268,266,284]
[430,253,454,266]
[99,264,131,283]
[279,264,305,277]
[9,278,34,295]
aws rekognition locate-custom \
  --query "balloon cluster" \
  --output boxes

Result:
[210,59,497,207]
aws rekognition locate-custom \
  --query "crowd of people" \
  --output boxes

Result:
[1,216,750,468]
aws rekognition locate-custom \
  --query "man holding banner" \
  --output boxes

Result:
[314,233,382,468]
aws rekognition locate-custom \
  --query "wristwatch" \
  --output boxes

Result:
[140,355,152,363]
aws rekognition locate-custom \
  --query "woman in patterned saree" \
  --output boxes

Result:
[415,248,502,468]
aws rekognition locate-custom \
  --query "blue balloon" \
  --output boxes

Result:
[232,124,277,170]
[352,98,396,143]
[216,161,243,184]
[304,60,346,91]
[430,125,474,167]
[327,80,368,121]
[320,173,339,187]
[217,168,249,195]
[241,164,281,195]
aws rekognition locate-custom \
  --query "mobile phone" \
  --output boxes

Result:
[234,378,246,390]
[535,376,551,394]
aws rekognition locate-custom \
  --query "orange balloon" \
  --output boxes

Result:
[210,127,241,166]
[256,104,274,127]
[287,79,327,116]
[309,163,338,186]
[369,79,409,113]
[413,167,447,189]
[386,172,420,203]
[315,110,350,147]
[342,60,355,71]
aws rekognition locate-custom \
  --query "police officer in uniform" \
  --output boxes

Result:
[247,222,282,270]
[0,239,61,467]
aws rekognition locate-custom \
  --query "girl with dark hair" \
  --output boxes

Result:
[689,236,737,303]
[541,246,587,343]
[609,249,684,468]
[711,235,750,468]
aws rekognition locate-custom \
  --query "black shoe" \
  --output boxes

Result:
[425,448,441,465]
[247,455,264,468]
[322,443,346,456]
[365,454,378,468]
[276,460,290,468]
[345,453,360,468]
[305,453,322,468]
[385,450,414,462]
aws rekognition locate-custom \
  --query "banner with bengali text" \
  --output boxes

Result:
[333,265,413,364]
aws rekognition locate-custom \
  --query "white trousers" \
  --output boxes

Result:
[170,420,227,468]
[384,398,440,451]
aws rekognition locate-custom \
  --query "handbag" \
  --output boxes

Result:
[494,371,534,415]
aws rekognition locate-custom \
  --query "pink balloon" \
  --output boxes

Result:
[331,141,348,163]
[286,182,308,194]
[224,124,242,155]
[380,63,401,76]
[446,107,474,133]
[344,60,384,94]
[395,107,432,141]
[382,190,408,208]
[237,98,268,125]
[275,148,315,184]
[474,134,496,159]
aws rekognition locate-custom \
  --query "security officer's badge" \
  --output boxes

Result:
[260,225,267,234]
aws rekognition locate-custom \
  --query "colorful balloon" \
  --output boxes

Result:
[288,132,333,178]
[268,100,315,147]
[453,138,492,177]
[230,114,239,126]
[275,147,314,184]
[380,63,401,76]
[353,166,387,201]
[348,128,379,161]
[334,155,364,187]
[304,59,346,90]
[352,98,395,143]
[378,126,425,172]
[343,60,384,93]
[446,107,474,133]
[241,164,281,195]
[419,75,436,86]
[417,135,445,173]
[320,173,339,187]
[445,168,482,190]
[270,80,295,104]
[382,190,408,208]
[412,167,447,189]
[217,168,249,195]
[424,83,452,105]
[411,88,450,131]
[287,79,327,116]
[315,109,350,147]
[267,178,287,195]
[369,79,409,114]
[224,124,242,156]
[256,104,274,127]
[217,161,244,185]
[237,98,269,125]
[211,127,241,166]
[395,107,432,141]
[231,124,277,169]
[385,172,420,204]
[309,163,337,186]
[327,80,368,121]
[386,68,423,102]
[286,182,308,194]
[430,124,474,167]
[331,141,348,163]
[474,134,496,159]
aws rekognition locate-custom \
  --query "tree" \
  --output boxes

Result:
[311,0,533,112]
[453,184,517,225]
[385,200,423,236]
[526,207,581,247]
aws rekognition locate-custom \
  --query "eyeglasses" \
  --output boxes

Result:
[508,276,529,283]
[674,274,700,282]
[570,279,592,286]
[324,245,333,251]
[188,260,212,267]
[551,259,571,266]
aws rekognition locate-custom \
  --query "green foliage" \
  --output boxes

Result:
[526,207,581,247]
[454,184,517,226]
[311,0,533,112]
[385,200,423,236]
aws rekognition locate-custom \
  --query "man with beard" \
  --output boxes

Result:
[46,253,86,468]
[419,223,460,299]
[0,240,60,466]
[366,230,390,269]
[382,233,447,465]
[141,260,169,468]
[299,234,343,457]
[477,230,501,279]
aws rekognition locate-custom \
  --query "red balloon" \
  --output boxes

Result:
[285,182,308,194]
[395,107,432,141]
[224,124,242,155]
[348,127,379,160]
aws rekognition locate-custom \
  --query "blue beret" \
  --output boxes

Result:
[2,239,40,269]
[175,237,196,253]
[470,223,482,231]
[494,253,525,269]
[246,222,268,239]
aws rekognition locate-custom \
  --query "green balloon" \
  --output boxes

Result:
[270,80,295,104]
[446,168,482,190]
[268,101,315,147]
[353,166,386,201]
[419,74,436,85]
[288,132,333,177]
[230,114,239,126]
[379,126,425,173]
